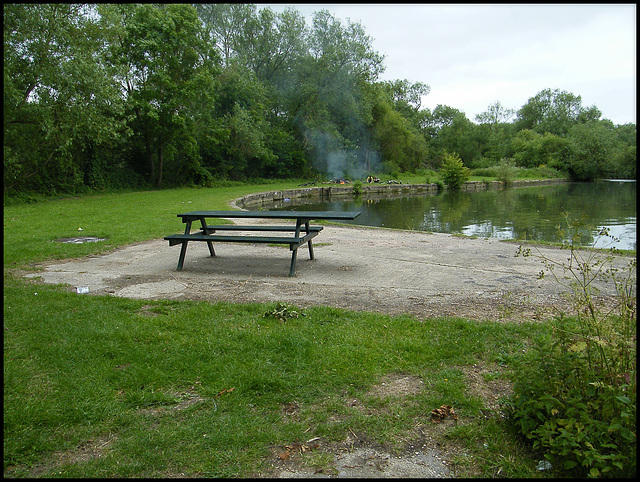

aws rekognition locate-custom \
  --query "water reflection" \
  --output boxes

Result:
[270,181,636,251]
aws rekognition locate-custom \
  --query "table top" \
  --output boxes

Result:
[177,210,361,221]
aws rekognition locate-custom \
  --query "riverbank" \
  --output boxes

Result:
[234,178,569,209]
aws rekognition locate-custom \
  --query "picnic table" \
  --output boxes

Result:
[164,210,361,276]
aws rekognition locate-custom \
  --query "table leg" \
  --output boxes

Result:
[177,219,192,271]
[289,248,298,277]
[288,219,304,276]
[199,217,216,257]
[305,221,315,259]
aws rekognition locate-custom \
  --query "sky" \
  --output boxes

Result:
[259,4,636,125]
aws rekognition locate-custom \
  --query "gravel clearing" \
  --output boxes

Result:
[26,220,629,323]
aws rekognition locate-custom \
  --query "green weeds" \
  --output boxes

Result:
[509,214,636,477]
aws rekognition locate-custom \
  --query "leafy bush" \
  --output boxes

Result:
[506,315,636,477]
[439,151,470,190]
[494,158,518,186]
[507,217,637,477]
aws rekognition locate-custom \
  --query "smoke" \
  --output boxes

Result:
[306,128,381,180]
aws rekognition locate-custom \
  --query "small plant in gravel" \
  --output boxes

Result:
[508,214,636,477]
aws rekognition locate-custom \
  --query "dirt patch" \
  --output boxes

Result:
[254,371,514,478]
[23,434,116,478]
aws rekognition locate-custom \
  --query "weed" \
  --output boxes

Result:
[263,301,306,322]
[509,214,636,477]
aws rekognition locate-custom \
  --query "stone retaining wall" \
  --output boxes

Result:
[234,178,569,209]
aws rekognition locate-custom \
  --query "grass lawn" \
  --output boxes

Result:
[5,182,556,477]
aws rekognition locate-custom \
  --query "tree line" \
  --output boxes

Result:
[4,4,636,198]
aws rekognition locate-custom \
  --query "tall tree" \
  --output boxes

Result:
[566,121,616,181]
[235,6,307,84]
[474,101,516,163]
[516,88,601,137]
[290,9,384,175]
[475,101,515,129]
[195,3,256,67]
[101,4,218,187]
[201,63,275,179]
[4,4,122,194]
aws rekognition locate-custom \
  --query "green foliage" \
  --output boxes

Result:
[516,88,601,137]
[352,180,363,196]
[566,121,618,181]
[471,162,562,181]
[510,129,569,169]
[4,4,125,195]
[439,151,470,190]
[494,158,518,185]
[263,301,306,322]
[509,216,637,477]
[506,331,636,477]
[3,4,636,199]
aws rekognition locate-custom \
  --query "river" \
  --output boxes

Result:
[269,180,636,251]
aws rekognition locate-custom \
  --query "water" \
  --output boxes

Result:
[270,180,636,251]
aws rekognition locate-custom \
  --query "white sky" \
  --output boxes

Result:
[260,4,636,125]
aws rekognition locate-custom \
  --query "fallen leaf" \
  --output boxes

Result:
[278,451,290,460]
[430,404,458,423]
[214,387,235,398]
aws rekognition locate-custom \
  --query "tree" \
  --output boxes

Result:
[201,63,275,180]
[609,123,636,179]
[475,100,515,128]
[439,151,470,190]
[194,3,256,67]
[369,83,427,173]
[510,129,569,169]
[425,106,480,167]
[4,4,124,194]
[566,121,617,181]
[235,6,307,84]
[381,79,430,121]
[101,4,218,187]
[516,88,601,137]
[284,9,385,177]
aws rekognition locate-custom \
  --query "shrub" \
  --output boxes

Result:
[495,158,518,186]
[439,151,470,190]
[507,216,637,477]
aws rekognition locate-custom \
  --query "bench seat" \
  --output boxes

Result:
[164,229,320,276]
[164,233,310,246]
[202,224,323,233]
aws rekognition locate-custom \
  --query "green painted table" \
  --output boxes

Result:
[165,210,361,276]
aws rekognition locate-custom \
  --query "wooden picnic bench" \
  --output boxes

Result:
[164,210,361,276]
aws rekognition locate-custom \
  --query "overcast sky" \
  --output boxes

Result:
[260,4,636,125]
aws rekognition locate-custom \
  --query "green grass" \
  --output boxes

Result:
[3,181,307,269]
[5,182,563,477]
